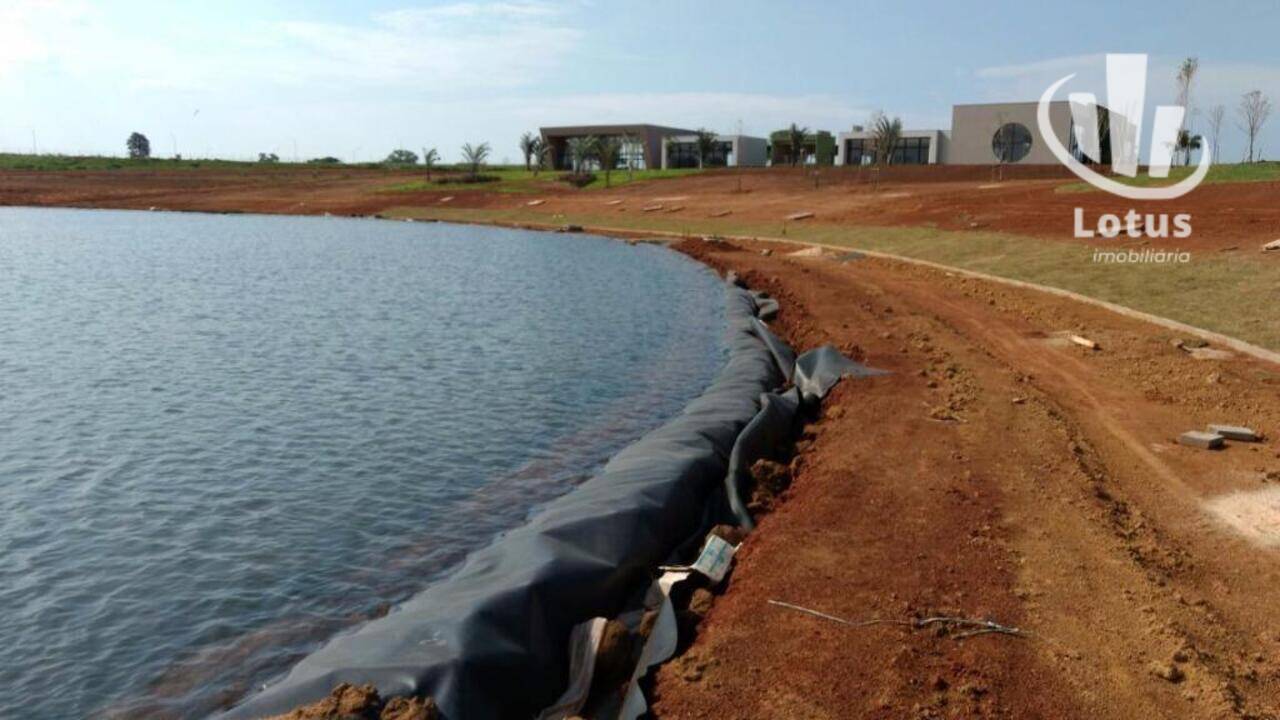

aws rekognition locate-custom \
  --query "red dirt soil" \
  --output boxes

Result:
[3,166,1278,252]
[648,238,1280,719]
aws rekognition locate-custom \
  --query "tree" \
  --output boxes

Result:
[519,132,539,171]
[693,128,718,169]
[422,147,439,179]
[1174,57,1199,165]
[1175,130,1202,165]
[535,141,552,176]
[385,149,418,165]
[786,123,808,167]
[1206,105,1225,161]
[126,132,151,159]
[460,142,491,178]
[258,152,280,163]
[567,135,597,174]
[596,136,621,187]
[1238,90,1273,162]
[871,113,903,165]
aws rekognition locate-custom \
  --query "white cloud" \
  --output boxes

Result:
[270,2,580,89]
[0,0,94,77]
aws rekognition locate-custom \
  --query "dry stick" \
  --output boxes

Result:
[768,601,1027,639]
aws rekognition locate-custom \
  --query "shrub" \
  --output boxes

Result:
[557,172,596,188]
[435,174,500,185]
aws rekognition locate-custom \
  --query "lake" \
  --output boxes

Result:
[0,208,728,718]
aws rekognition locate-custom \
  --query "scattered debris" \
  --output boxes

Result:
[665,205,685,213]
[787,246,826,258]
[557,224,584,233]
[605,199,624,205]
[761,249,772,257]
[526,199,545,206]
[641,204,664,212]
[1011,397,1027,405]
[1173,337,1209,350]
[709,209,732,218]
[785,211,814,221]
[1150,661,1186,683]
[1262,239,1280,252]
[438,196,454,204]
[1188,346,1235,361]
[1208,424,1261,442]
[1178,431,1225,450]
[766,601,1027,640]
[1069,335,1099,350]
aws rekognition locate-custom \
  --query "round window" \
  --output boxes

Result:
[992,123,1033,163]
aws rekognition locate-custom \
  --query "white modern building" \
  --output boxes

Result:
[835,127,947,165]
[660,134,768,169]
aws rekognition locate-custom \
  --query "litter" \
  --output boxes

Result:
[785,212,814,221]
[710,210,732,218]
[527,199,546,206]
[641,204,663,212]
[1070,335,1099,350]
[1262,239,1280,252]
[438,196,454,203]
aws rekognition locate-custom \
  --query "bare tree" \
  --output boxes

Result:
[1174,57,1198,165]
[1237,90,1273,162]
[1206,105,1225,161]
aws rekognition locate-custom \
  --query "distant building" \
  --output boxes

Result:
[946,101,1109,165]
[768,129,836,166]
[835,127,946,166]
[660,134,768,169]
[539,124,693,171]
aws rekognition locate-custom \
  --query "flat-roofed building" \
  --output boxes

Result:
[768,129,836,166]
[539,124,694,171]
[659,133,768,169]
[835,127,946,165]
[947,101,1109,165]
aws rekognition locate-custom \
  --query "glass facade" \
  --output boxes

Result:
[844,136,931,165]
[666,140,733,168]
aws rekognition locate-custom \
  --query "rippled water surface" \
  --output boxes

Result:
[0,208,727,719]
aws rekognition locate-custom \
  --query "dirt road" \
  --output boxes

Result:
[650,238,1280,719]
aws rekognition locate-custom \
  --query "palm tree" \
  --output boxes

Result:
[519,132,538,171]
[460,142,491,178]
[422,147,440,180]
[1175,129,1203,166]
[528,137,544,175]
[786,123,808,167]
[871,113,903,165]
[596,136,621,187]
[567,135,597,174]
[693,128,718,169]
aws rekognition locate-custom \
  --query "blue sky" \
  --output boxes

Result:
[2,0,1278,163]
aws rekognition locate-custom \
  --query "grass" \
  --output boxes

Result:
[1057,161,1280,192]
[0,152,412,173]
[385,205,1280,352]
[379,168,703,194]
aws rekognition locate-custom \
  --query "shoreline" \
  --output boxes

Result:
[10,194,1280,716]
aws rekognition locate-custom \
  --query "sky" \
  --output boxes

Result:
[2,0,1279,164]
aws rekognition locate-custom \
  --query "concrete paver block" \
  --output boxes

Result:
[1179,431,1225,450]
[1208,425,1261,442]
